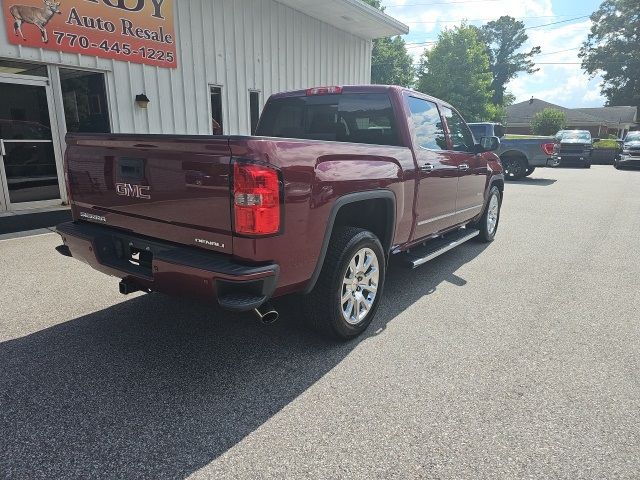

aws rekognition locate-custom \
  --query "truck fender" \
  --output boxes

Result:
[303,190,396,295]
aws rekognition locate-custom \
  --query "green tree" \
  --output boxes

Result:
[579,0,640,108]
[478,16,541,105]
[361,0,415,87]
[371,36,415,87]
[416,24,493,121]
[531,108,566,135]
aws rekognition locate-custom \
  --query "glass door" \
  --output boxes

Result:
[0,76,62,211]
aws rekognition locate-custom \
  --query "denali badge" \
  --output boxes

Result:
[195,238,225,249]
[80,212,107,223]
[116,183,151,200]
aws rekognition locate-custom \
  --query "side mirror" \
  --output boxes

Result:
[477,136,500,152]
[592,138,600,143]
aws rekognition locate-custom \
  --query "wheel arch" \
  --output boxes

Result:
[303,190,396,294]
[490,177,505,200]
[500,149,529,165]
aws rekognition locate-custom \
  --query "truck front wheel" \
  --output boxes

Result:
[305,227,386,340]
[473,186,502,243]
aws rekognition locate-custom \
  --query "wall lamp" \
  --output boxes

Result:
[135,94,150,109]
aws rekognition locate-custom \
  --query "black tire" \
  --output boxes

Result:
[304,227,386,340]
[524,167,536,177]
[473,186,502,243]
[502,156,527,181]
[584,163,592,169]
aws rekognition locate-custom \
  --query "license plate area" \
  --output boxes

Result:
[94,234,159,279]
[128,246,153,270]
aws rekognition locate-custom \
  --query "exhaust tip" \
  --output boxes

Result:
[254,305,279,325]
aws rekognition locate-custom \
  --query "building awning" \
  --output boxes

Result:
[277,0,409,39]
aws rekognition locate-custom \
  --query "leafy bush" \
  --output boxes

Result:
[531,108,567,135]
[594,138,619,149]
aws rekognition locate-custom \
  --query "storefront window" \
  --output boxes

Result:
[0,59,48,77]
[0,82,60,204]
[59,69,111,134]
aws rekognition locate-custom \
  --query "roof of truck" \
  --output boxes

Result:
[268,85,455,109]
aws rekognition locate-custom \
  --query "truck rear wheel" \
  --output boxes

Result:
[502,155,527,180]
[305,227,386,340]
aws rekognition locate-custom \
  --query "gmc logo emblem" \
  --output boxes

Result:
[116,183,151,199]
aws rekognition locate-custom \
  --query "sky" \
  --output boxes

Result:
[380,0,606,107]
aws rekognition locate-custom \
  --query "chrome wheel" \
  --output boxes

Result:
[341,248,380,325]
[487,194,499,235]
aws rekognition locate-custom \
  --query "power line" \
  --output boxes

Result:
[525,16,591,29]
[404,15,590,24]
[537,47,582,56]
[372,60,595,66]
[406,41,437,46]
[403,16,591,47]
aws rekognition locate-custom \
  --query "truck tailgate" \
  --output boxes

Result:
[65,134,234,254]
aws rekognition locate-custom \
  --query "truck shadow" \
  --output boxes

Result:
[0,243,488,479]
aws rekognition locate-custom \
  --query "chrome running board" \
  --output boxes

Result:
[401,228,480,268]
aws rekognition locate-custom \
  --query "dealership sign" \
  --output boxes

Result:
[2,0,177,68]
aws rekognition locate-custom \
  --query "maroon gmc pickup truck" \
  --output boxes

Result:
[56,85,504,339]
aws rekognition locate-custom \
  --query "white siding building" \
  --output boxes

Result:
[0,0,406,213]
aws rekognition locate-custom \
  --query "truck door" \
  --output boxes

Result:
[407,96,459,240]
[441,106,487,224]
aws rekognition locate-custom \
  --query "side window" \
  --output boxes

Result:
[407,97,446,150]
[249,91,260,135]
[338,94,400,146]
[442,107,474,152]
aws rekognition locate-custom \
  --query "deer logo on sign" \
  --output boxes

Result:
[9,0,62,44]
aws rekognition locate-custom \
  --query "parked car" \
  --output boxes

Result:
[614,131,640,170]
[468,123,556,180]
[552,130,599,168]
[55,85,504,340]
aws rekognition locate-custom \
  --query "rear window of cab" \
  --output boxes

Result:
[256,93,401,147]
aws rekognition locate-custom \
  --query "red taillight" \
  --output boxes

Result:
[541,142,555,156]
[306,86,343,96]
[233,162,281,235]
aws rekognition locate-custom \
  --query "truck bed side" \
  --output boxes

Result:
[228,137,416,294]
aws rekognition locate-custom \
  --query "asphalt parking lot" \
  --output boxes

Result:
[1,166,639,479]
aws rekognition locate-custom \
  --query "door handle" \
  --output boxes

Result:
[458,164,470,171]
[0,140,5,157]
[419,163,435,172]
